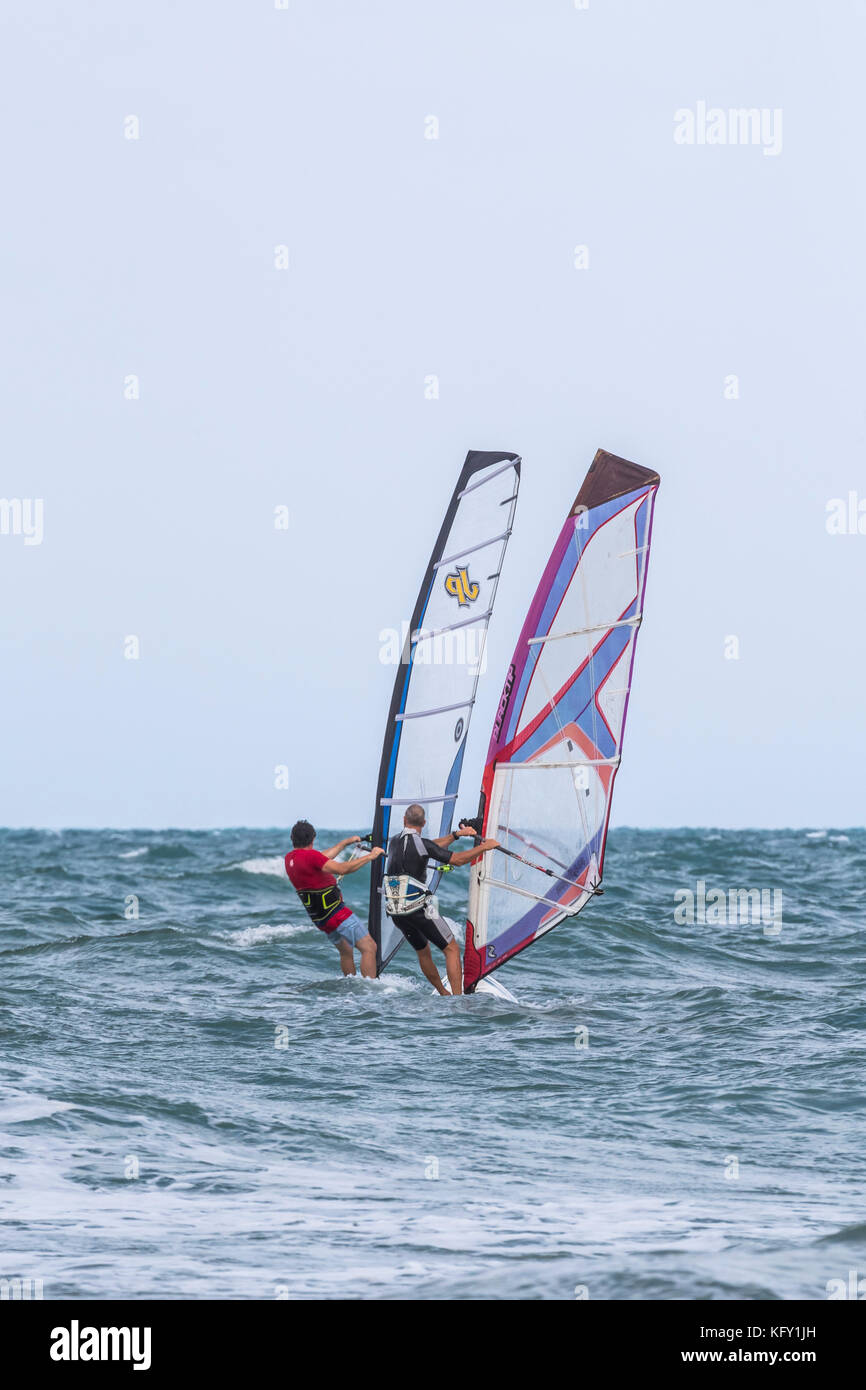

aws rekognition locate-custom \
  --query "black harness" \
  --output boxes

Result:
[297,885,345,930]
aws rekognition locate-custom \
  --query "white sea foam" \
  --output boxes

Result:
[230,857,286,877]
[119,847,149,859]
[340,970,420,995]
[0,1092,76,1124]
[223,922,312,947]
[805,831,827,840]
[377,973,421,995]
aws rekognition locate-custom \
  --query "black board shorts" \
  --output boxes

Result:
[393,909,455,952]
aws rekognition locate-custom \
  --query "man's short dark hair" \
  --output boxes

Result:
[291,819,316,848]
[404,804,426,828]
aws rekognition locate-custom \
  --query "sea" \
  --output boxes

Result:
[1,827,864,1301]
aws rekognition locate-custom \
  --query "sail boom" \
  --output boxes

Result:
[527,615,641,646]
[478,877,595,911]
[495,757,621,770]
[395,699,475,722]
[415,610,494,641]
[457,459,518,496]
[379,793,458,808]
[434,532,512,568]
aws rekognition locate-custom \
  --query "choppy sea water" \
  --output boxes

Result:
[1,827,864,1301]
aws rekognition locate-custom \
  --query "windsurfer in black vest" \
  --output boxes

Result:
[285,820,383,978]
[385,804,498,996]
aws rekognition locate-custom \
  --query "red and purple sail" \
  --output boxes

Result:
[463,449,660,992]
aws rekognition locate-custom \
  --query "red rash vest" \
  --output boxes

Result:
[285,847,352,933]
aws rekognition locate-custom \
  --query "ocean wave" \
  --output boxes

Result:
[221,921,313,947]
[0,1092,76,1124]
[226,857,286,878]
[815,1222,866,1247]
[141,843,196,861]
[0,925,185,957]
[2,825,862,1301]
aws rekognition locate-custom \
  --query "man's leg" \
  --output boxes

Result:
[416,943,449,996]
[335,938,356,976]
[442,939,463,995]
[357,933,377,980]
[418,915,460,996]
[393,913,450,996]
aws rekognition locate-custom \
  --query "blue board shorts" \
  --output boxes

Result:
[328,913,369,948]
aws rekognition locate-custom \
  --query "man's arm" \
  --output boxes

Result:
[321,847,385,876]
[428,830,463,849]
[428,817,494,861]
[448,838,499,867]
[320,835,360,860]
[421,836,458,864]
[424,825,497,866]
[428,821,483,849]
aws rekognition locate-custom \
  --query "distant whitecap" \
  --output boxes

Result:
[223,921,312,947]
[229,857,286,877]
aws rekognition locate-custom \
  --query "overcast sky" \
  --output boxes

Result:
[2,1,863,829]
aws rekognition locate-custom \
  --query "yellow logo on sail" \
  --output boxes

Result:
[444,566,480,606]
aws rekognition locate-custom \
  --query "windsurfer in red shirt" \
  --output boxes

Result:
[285,820,383,978]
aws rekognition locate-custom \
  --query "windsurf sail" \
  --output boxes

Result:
[463,448,660,991]
[370,450,522,973]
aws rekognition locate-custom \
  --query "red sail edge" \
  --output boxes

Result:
[463,920,482,992]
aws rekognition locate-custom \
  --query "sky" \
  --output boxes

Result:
[1,0,864,829]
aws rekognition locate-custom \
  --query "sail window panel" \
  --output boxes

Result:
[515,495,648,737]
[442,460,519,562]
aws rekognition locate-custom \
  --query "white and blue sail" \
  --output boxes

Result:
[369,451,521,973]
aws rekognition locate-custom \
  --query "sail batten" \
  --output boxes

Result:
[463,448,660,992]
[369,450,522,974]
